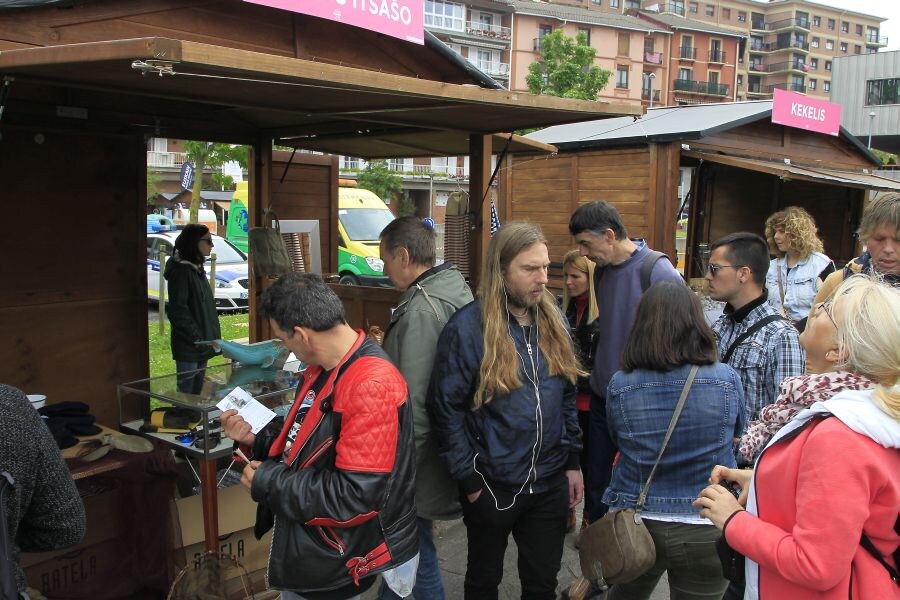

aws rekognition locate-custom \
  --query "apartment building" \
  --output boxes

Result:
[634,0,887,101]
[831,50,900,153]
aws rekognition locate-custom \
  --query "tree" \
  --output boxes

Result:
[356,160,403,204]
[182,141,249,223]
[526,30,611,100]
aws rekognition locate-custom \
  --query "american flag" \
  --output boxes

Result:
[489,200,501,236]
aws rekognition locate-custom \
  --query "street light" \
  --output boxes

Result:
[645,72,656,108]
[867,110,876,149]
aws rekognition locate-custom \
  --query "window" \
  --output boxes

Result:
[738,11,746,22]
[825,39,834,50]
[866,78,899,105]
[825,60,832,71]
[424,0,465,31]
[678,67,692,80]
[811,37,819,48]
[689,1,698,13]
[823,81,830,92]
[609,0,619,7]
[810,57,818,69]
[616,65,629,89]
[856,24,863,36]
[808,78,817,90]
[591,0,601,4]
[705,4,714,16]
[578,27,591,46]
[670,0,685,16]
[618,32,630,56]
[855,45,862,54]
[867,27,879,43]
[841,22,849,34]
[813,16,820,27]
[737,74,743,85]
[708,71,719,85]
[827,18,835,30]
[840,42,847,53]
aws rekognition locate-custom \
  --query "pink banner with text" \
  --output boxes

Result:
[771,88,841,137]
[244,0,424,45]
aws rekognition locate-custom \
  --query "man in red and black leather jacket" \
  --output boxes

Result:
[222,273,418,600]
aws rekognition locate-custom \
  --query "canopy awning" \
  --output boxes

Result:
[683,150,900,192]
[0,37,637,156]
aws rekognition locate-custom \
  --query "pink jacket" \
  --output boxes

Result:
[725,391,900,600]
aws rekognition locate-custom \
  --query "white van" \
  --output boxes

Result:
[166,207,218,234]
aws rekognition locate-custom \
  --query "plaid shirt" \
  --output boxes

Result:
[713,300,805,423]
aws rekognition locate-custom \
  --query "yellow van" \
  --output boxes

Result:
[337,186,395,286]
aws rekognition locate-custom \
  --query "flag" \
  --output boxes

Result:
[489,200,501,236]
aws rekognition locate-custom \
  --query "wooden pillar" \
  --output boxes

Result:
[249,139,272,343]
[469,134,492,287]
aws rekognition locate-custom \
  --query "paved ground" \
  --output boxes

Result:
[361,502,669,599]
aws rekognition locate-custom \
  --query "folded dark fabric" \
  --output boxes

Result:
[38,401,91,417]
[42,417,79,449]
[38,402,102,448]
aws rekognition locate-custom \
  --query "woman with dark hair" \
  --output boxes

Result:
[165,224,221,393]
[602,282,745,600]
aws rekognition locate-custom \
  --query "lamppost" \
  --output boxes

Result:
[644,72,656,108]
[867,111,876,149]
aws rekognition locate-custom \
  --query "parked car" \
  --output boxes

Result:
[147,231,249,311]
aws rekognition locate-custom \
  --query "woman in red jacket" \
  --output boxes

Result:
[694,275,900,600]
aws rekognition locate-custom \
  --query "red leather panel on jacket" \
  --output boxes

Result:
[305,510,378,528]
[346,542,392,585]
[333,356,408,473]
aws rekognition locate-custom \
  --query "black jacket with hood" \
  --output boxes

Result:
[164,253,221,362]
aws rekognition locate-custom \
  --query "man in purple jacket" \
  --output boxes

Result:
[569,201,684,523]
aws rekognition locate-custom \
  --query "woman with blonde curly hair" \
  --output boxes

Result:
[696,275,899,600]
[764,206,835,331]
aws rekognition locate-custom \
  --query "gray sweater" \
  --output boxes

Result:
[0,384,85,593]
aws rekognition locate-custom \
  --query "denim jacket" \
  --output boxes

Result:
[602,363,745,515]
[765,252,833,322]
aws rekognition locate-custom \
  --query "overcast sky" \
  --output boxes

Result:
[796,0,900,51]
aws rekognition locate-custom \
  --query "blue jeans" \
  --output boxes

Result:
[378,517,444,600]
[175,360,207,394]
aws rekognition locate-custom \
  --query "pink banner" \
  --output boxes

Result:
[245,0,424,45]
[771,88,841,137]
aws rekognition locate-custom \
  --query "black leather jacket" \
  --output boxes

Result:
[565,300,597,395]
[248,333,418,593]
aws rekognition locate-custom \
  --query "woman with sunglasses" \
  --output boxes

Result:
[166,223,221,393]
[695,275,900,600]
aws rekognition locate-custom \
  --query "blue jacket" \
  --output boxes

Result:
[428,301,582,496]
[602,363,745,515]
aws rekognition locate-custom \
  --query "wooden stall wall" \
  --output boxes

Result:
[0,126,146,427]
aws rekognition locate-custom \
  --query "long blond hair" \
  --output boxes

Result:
[475,222,582,408]
[561,249,599,325]
[832,274,900,419]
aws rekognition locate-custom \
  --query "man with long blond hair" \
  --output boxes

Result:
[429,221,584,599]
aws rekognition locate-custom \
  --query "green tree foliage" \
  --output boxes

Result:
[526,30,611,100]
[397,192,416,217]
[356,160,403,204]
[147,167,162,202]
[182,141,249,223]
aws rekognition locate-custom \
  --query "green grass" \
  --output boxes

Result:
[148,311,251,379]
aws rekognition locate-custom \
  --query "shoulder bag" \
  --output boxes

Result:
[248,208,293,278]
[578,365,699,585]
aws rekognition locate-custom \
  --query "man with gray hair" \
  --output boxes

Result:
[377,216,473,600]
[221,273,418,600]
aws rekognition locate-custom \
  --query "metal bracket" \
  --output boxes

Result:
[131,59,176,77]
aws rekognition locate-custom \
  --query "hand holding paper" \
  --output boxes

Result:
[216,386,276,435]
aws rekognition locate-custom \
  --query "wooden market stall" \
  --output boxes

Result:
[503,100,900,283]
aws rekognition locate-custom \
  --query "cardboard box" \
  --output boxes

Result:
[175,483,273,597]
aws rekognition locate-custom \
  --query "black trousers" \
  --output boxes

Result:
[461,475,569,600]
[586,392,618,522]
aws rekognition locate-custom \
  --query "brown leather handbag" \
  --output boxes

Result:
[578,366,699,585]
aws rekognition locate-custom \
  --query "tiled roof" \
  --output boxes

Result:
[638,11,746,38]
[505,0,671,34]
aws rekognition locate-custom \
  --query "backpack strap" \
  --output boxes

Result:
[640,250,669,293]
[722,314,784,364]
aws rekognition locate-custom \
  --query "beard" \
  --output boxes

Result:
[506,284,544,309]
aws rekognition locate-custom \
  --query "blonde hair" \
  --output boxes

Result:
[765,206,824,259]
[475,222,582,408]
[857,193,900,243]
[561,249,599,325]
[832,274,900,419]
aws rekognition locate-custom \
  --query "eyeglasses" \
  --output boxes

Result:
[199,238,213,245]
[707,263,745,276]
[815,299,838,329]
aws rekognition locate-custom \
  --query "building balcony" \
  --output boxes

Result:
[644,51,664,65]
[751,19,766,31]
[764,59,808,74]
[750,39,809,53]
[147,151,187,169]
[749,62,767,72]
[746,83,771,97]
[661,3,685,16]
[766,17,810,31]
[673,79,730,96]
[768,82,806,93]
[470,60,510,78]
[708,49,726,63]
[679,46,697,60]
[464,21,511,41]
[533,37,542,51]
[641,89,661,102]
[866,35,888,46]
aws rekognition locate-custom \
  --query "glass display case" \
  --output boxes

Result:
[117,363,301,460]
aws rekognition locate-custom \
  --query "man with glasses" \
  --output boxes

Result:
[568,201,684,528]
[706,233,804,447]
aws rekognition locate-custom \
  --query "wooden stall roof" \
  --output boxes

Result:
[0,37,639,154]
[682,150,900,192]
